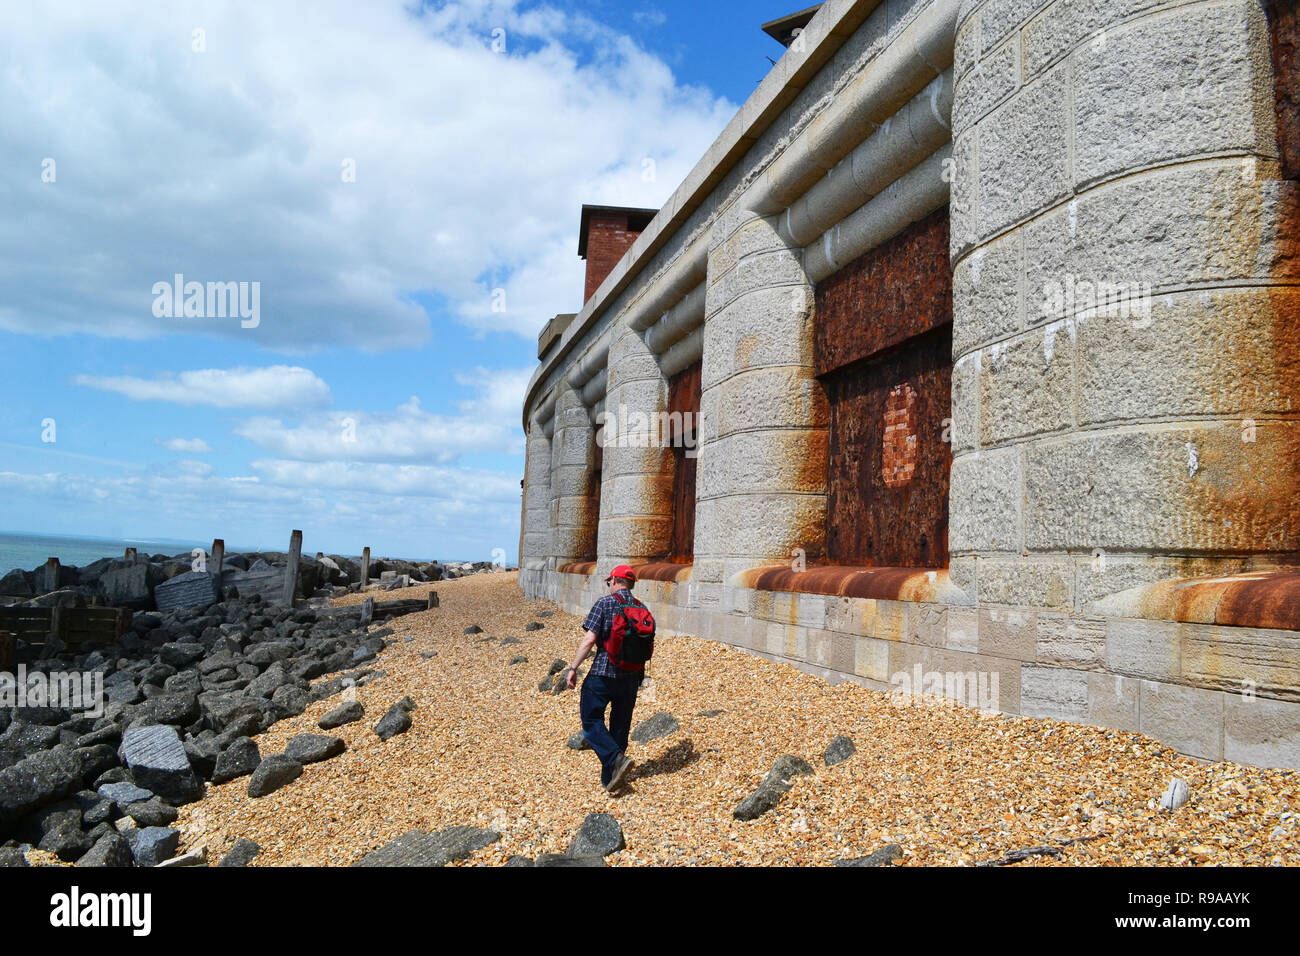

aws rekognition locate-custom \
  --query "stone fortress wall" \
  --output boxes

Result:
[520,0,1300,768]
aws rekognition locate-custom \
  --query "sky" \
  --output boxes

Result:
[0,0,807,563]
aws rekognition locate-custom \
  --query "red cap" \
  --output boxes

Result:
[604,564,637,584]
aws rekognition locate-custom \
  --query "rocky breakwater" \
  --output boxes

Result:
[0,548,508,619]
[0,588,426,867]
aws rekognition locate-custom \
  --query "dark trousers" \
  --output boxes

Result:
[580,673,640,785]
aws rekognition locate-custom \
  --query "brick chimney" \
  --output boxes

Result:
[579,205,658,304]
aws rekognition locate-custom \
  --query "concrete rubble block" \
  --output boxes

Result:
[353,826,501,867]
[1022,0,1164,78]
[949,128,980,255]
[118,726,203,805]
[1139,680,1226,762]
[979,0,1047,56]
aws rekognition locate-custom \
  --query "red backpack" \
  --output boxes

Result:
[602,591,656,672]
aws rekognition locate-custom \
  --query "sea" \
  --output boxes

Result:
[0,531,447,576]
[0,531,234,576]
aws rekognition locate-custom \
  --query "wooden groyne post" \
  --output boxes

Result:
[211,538,225,591]
[282,530,302,606]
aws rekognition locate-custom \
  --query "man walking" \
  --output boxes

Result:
[565,564,654,792]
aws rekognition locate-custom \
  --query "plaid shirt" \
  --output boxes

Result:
[583,589,640,678]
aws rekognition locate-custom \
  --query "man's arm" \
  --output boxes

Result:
[566,630,597,689]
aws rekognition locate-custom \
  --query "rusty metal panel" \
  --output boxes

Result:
[823,325,953,568]
[814,208,953,377]
[1267,1,1299,180]
[666,362,701,562]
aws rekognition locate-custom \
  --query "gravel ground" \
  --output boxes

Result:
[172,572,1300,866]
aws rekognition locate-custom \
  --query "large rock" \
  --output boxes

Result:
[212,738,261,785]
[566,731,591,751]
[158,642,205,668]
[125,797,177,828]
[630,711,679,744]
[132,826,181,867]
[39,818,94,862]
[98,782,153,807]
[568,813,625,858]
[0,722,61,768]
[534,853,605,867]
[221,560,282,603]
[218,838,261,867]
[76,832,134,867]
[0,745,85,835]
[285,734,345,765]
[835,844,904,867]
[823,735,856,766]
[352,826,501,867]
[118,726,203,804]
[374,704,412,741]
[246,754,302,798]
[319,701,364,730]
[0,568,33,597]
[733,755,814,822]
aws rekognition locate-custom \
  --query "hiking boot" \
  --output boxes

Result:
[606,754,634,792]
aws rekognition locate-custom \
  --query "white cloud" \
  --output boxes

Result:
[0,0,734,350]
[74,366,333,409]
[234,365,531,462]
[250,459,520,502]
[157,437,214,453]
[0,463,523,561]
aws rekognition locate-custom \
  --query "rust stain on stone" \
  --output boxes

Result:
[1114,570,1300,631]
[632,562,695,583]
[738,564,954,603]
[1266,0,1299,181]
[556,560,692,584]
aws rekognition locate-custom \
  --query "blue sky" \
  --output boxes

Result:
[0,0,803,562]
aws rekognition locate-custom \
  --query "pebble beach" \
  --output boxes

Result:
[167,573,1300,867]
